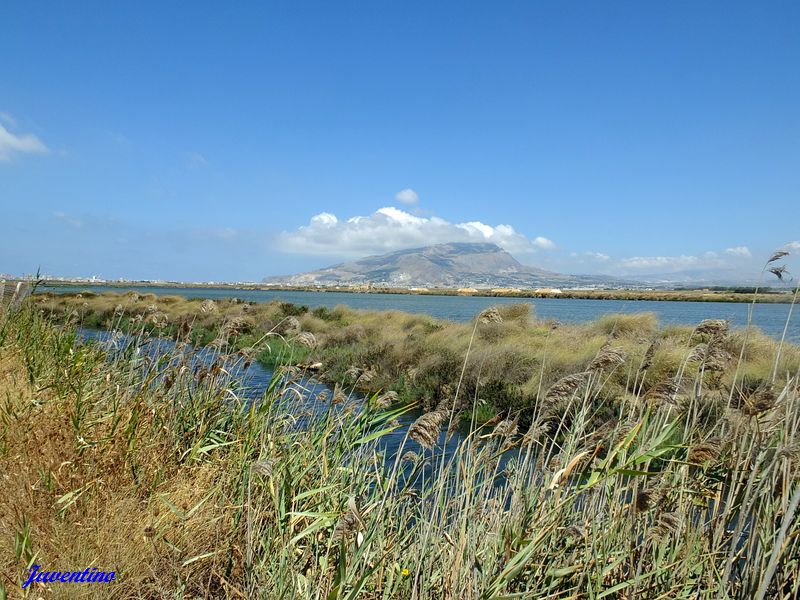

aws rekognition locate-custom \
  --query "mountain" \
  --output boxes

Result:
[265,242,625,288]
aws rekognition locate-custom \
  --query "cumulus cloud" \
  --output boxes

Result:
[394,188,419,204]
[278,206,554,257]
[785,241,800,251]
[586,251,611,261]
[725,246,752,257]
[0,122,48,161]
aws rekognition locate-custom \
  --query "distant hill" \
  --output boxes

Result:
[265,242,626,288]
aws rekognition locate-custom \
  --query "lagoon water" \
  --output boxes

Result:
[44,285,799,342]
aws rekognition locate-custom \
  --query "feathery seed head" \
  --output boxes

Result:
[588,345,627,372]
[768,250,790,263]
[408,410,448,448]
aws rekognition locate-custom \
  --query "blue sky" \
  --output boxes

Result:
[1,1,798,282]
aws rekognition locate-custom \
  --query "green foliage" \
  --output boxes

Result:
[190,325,217,346]
[279,301,309,316]
[257,337,311,367]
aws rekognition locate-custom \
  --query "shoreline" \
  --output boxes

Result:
[25,279,797,304]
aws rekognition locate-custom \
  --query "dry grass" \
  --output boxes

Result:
[0,314,247,598]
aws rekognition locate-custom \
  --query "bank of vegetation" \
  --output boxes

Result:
[30,290,800,425]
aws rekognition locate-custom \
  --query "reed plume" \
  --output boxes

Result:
[477,307,503,324]
[401,450,419,463]
[331,384,347,405]
[544,372,589,403]
[645,379,680,405]
[200,299,217,313]
[647,512,683,542]
[768,250,790,263]
[768,265,790,281]
[373,390,398,409]
[687,438,723,464]
[251,458,275,478]
[688,341,730,372]
[332,497,364,542]
[522,421,549,446]
[741,385,777,416]
[293,331,317,349]
[695,319,729,337]
[587,345,626,372]
[408,409,448,448]
[492,418,518,438]
[639,340,659,371]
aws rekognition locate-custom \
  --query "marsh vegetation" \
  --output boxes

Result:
[30,290,800,423]
[1,284,798,598]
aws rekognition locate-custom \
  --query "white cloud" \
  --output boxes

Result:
[394,188,419,204]
[785,241,800,251]
[0,122,48,161]
[279,206,553,257]
[725,246,752,257]
[312,212,339,226]
[585,251,611,261]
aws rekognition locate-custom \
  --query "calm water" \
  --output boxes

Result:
[45,284,798,342]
